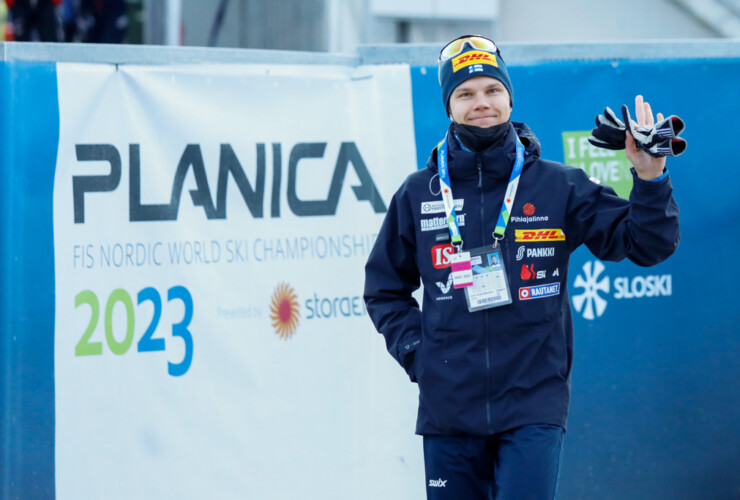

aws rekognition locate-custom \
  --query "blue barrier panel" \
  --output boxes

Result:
[0,61,58,500]
[410,57,740,500]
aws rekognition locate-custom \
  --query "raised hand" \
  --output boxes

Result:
[624,95,667,180]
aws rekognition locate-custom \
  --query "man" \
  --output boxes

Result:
[363,35,679,499]
[77,0,128,43]
[5,0,62,41]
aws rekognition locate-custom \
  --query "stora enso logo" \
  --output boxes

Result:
[269,283,301,339]
[269,283,367,338]
[571,260,673,320]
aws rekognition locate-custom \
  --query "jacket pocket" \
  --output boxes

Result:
[397,336,421,383]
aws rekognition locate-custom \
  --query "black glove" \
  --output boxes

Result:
[651,114,685,142]
[622,105,687,157]
[649,137,687,158]
[588,106,627,150]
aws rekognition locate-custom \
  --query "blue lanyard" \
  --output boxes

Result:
[437,131,525,248]
[436,135,462,246]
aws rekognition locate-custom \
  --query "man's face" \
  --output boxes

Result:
[448,76,512,128]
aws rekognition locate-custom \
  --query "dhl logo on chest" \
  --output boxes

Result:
[515,229,566,242]
[452,51,498,72]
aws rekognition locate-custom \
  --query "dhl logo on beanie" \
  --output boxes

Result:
[452,51,499,72]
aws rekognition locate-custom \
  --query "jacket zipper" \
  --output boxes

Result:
[477,155,492,434]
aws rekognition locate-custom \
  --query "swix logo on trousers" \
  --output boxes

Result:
[515,229,566,242]
[431,244,455,269]
[428,478,447,488]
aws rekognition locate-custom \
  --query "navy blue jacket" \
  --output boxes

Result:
[364,121,679,436]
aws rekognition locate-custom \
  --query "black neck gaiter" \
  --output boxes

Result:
[454,121,510,153]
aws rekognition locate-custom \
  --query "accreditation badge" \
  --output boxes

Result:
[464,245,513,312]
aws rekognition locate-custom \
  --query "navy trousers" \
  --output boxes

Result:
[423,425,564,500]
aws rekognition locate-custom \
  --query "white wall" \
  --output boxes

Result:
[178,0,721,51]
[497,0,717,42]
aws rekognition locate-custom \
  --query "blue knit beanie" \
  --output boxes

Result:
[438,39,514,112]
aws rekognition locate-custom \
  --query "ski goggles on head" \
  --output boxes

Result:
[439,35,498,62]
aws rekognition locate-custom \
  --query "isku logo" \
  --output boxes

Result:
[452,51,498,72]
[515,229,566,242]
[431,243,455,269]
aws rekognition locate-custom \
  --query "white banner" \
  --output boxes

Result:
[53,62,422,499]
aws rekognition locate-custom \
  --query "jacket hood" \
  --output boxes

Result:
[426,121,541,181]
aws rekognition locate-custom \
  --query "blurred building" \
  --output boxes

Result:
[142,0,740,50]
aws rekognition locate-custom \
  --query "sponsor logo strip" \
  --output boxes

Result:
[431,243,454,269]
[520,264,547,281]
[421,199,464,214]
[509,215,549,223]
[514,228,565,242]
[452,51,498,72]
[519,282,560,300]
[421,214,465,232]
[436,274,453,295]
[515,246,555,260]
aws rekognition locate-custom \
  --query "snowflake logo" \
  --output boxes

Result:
[572,260,610,320]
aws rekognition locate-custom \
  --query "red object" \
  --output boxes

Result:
[521,264,534,280]
[5,0,14,8]
[4,18,13,41]
[431,244,455,269]
[523,203,535,216]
